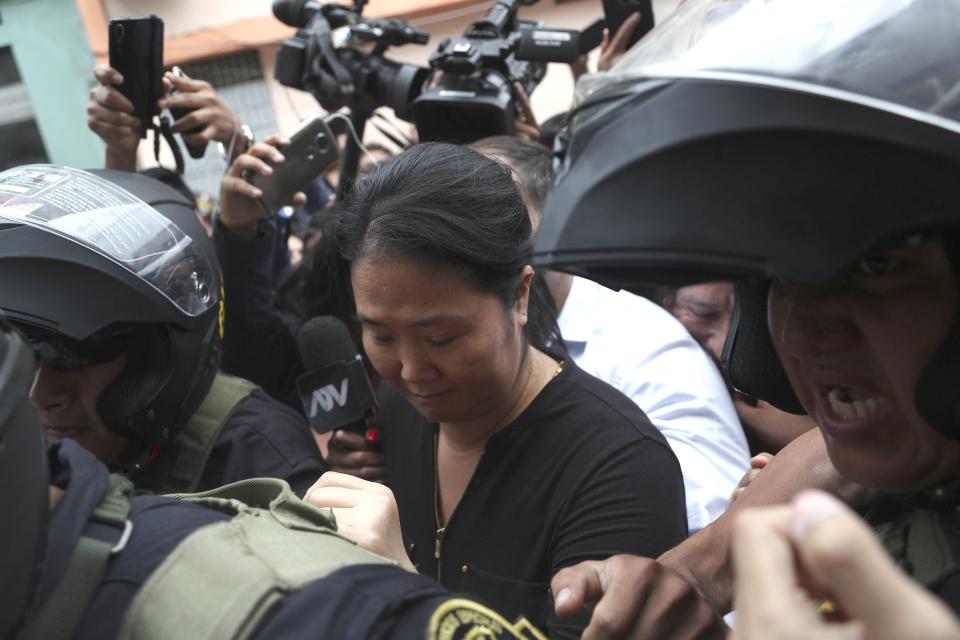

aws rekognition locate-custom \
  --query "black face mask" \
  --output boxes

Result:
[0,321,49,637]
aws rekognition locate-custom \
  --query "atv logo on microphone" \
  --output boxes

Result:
[296,359,377,434]
[309,378,349,416]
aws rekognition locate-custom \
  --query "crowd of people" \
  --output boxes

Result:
[2,0,960,638]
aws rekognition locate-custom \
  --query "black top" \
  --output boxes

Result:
[381,360,688,638]
[135,389,326,497]
[39,440,461,640]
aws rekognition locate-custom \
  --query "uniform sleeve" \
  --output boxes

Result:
[215,220,303,405]
[253,564,453,640]
[203,391,327,496]
[547,437,688,639]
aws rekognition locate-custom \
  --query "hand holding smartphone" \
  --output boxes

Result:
[108,15,164,137]
[246,116,340,213]
[167,66,208,159]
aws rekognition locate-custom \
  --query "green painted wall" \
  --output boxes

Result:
[0,0,103,168]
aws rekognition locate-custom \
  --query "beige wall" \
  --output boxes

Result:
[104,0,274,36]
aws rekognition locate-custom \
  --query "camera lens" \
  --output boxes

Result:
[114,23,126,42]
[315,133,330,153]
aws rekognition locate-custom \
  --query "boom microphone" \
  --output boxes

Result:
[296,316,378,438]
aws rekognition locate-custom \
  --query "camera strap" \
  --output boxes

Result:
[151,116,186,176]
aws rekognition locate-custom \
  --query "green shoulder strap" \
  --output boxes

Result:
[159,373,258,495]
[19,474,134,640]
[118,477,393,640]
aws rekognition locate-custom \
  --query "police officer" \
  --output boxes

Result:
[532,0,960,635]
[0,166,324,495]
[0,316,549,640]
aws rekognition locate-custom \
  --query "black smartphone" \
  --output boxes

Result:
[108,16,164,138]
[168,66,208,159]
[248,116,340,213]
[601,0,655,51]
[579,19,606,55]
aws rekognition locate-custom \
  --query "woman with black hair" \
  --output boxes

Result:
[332,142,686,638]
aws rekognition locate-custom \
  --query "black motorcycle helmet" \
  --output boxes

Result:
[0,167,221,463]
[0,317,48,638]
[533,0,960,436]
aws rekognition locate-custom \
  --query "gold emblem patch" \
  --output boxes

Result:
[428,598,547,640]
[218,281,225,340]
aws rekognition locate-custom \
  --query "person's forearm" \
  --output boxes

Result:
[735,399,818,453]
[659,428,871,614]
[105,146,137,172]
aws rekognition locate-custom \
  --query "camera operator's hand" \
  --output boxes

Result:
[512,83,541,143]
[305,471,414,571]
[87,65,142,172]
[732,491,960,640]
[219,135,306,236]
[598,12,643,72]
[550,555,727,640]
[326,429,386,482]
[159,72,246,159]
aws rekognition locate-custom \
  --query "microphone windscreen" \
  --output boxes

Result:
[272,0,319,28]
[298,316,358,371]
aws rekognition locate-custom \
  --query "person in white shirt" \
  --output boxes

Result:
[472,136,750,533]
[558,276,750,531]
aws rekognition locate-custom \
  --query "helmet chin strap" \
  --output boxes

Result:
[915,233,960,440]
[97,325,173,444]
[723,279,806,415]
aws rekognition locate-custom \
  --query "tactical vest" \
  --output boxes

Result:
[19,475,392,640]
[20,476,549,640]
[137,373,258,495]
[120,478,394,640]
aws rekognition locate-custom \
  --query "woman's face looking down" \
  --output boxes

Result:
[353,255,534,429]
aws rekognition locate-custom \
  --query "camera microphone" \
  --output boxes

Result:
[296,316,379,443]
[273,0,323,28]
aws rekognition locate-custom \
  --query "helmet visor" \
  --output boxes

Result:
[0,165,216,317]
[576,0,960,134]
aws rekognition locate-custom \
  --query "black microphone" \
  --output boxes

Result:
[296,316,379,441]
[273,0,323,28]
